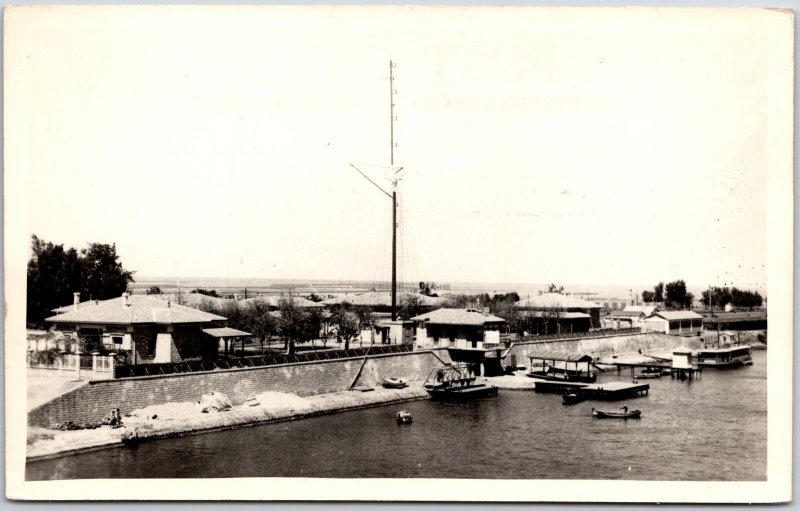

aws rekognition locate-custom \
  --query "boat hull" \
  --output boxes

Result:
[592,409,642,419]
[526,371,597,383]
[426,384,499,401]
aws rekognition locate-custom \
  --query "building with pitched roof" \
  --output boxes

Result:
[411,308,507,376]
[47,292,233,364]
[514,293,602,332]
[643,310,704,335]
[602,309,647,329]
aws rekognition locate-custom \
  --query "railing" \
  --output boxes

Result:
[114,343,413,379]
[27,352,116,381]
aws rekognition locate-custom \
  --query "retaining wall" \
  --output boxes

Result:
[504,332,691,367]
[28,351,444,428]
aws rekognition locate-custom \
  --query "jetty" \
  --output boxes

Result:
[533,379,650,399]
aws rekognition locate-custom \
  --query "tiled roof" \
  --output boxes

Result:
[322,291,442,307]
[649,311,704,321]
[524,311,591,319]
[46,295,226,325]
[239,295,325,308]
[410,308,506,326]
[515,293,602,310]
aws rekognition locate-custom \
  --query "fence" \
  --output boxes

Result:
[27,352,116,381]
[114,343,413,379]
[518,327,642,344]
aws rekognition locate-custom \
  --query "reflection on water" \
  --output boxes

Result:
[27,351,767,481]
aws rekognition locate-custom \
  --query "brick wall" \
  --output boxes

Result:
[28,351,444,428]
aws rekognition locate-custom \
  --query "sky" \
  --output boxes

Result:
[17,6,781,292]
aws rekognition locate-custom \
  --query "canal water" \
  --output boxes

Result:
[27,351,767,481]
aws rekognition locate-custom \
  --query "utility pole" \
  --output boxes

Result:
[390,60,397,321]
[350,60,402,322]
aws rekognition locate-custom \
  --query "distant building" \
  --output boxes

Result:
[643,310,704,335]
[514,293,602,332]
[46,292,238,364]
[411,308,506,376]
[602,310,646,329]
[624,305,659,317]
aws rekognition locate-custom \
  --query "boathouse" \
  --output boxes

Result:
[643,310,704,335]
[46,292,237,365]
[411,308,506,376]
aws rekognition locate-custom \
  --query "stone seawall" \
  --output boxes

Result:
[504,332,692,367]
[28,351,444,428]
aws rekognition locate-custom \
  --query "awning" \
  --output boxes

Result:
[202,327,252,338]
[526,350,593,362]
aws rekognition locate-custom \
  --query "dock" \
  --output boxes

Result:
[606,361,700,380]
[533,379,650,401]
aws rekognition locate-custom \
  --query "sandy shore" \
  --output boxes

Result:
[27,384,429,461]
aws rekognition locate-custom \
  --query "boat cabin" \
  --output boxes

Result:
[526,350,596,383]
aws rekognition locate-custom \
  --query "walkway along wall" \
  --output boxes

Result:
[28,351,445,428]
[503,332,693,368]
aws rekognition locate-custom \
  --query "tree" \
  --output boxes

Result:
[329,304,359,350]
[192,288,219,298]
[81,242,136,301]
[547,284,564,294]
[653,282,664,303]
[241,301,276,355]
[641,290,655,303]
[664,280,693,309]
[27,235,135,327]
[399,294,425,320]
[146,286,162,295]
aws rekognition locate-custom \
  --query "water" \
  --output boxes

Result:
[27,352,767,481]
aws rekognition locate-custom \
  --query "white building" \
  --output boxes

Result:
[643,311,704,335]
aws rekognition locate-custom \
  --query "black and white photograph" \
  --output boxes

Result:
[4,5,793,502]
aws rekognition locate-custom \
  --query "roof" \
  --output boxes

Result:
[515,293,602,310]
[647,311,704,321]
[624,305,658,316]
[46,295,226,325]
[202,327,251,338]
[607,310,645,319]
[239,295,325,308]
[526,350,593,362]
[162,293,235,308]
[524,311,591,319]
[322,291,442,307]
[410,308,506,326]
[52,300,100,314]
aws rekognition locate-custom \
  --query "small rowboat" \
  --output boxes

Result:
[396,410,413,424]
[383,377,408,389]
[635,372,660,379]
[592,407,641,419]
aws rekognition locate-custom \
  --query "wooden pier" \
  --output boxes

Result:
[533,379,650,400]
[607,361,700,380]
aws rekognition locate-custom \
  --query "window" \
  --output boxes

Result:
[147,335,157,357]
[112,336,123,345]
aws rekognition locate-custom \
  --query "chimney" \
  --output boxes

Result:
[122,292,130,308]
[73,292,81,311]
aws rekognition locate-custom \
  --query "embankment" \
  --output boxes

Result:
[28,350,446,428]
[27,385,430,461]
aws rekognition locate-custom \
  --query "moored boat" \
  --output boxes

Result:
[424,363,499,401]
[695,345,752,368]
[562,393,585,405]
[591,406,641,419]
[396,410,413,423]
[382,377,409,389]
